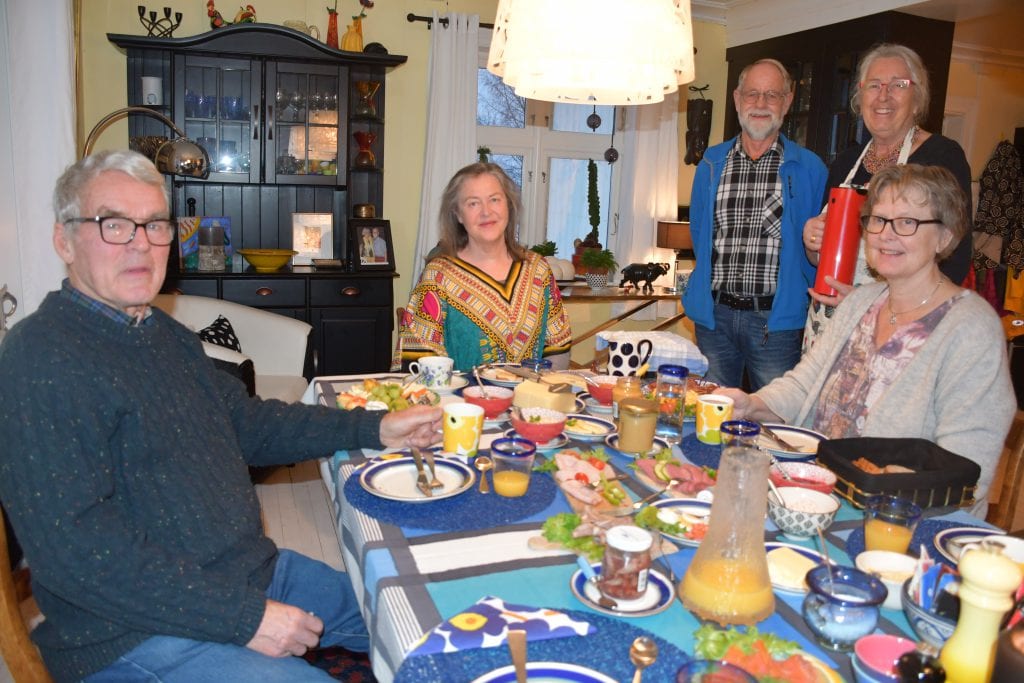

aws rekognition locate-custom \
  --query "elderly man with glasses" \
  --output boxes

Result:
[0,150,442,682]
[683,58,827,390]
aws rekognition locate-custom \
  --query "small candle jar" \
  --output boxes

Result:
[617,398,658,455]
[600,525,653,600]
[612,376,644,420]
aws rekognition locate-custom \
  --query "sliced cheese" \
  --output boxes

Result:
[766,547,816,590]
[513,380,576,413]
[543,372,589,390]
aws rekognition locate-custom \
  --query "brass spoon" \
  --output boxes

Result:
[629,636,659,683]
[507,628,527,683]
[475,456,493,494]
[472,366,490,399]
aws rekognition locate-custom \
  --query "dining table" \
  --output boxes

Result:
[303,373,993,683]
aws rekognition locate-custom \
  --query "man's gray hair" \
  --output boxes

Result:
[53,150,168,226]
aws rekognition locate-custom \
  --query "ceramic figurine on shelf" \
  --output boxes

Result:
[207,2,256,30]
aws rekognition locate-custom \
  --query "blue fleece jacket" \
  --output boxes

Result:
[682,134,827,331]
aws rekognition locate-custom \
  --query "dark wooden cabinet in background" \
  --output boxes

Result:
[109,25,406,375]
[724,11,954,164]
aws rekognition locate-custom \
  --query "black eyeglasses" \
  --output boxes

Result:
[739,90,786,104]
[65,216,176,246]
[860,215,943,237]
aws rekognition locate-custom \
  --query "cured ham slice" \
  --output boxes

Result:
[635,458,714,495]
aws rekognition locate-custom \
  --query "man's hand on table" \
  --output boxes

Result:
[247,599,324,657]
[380,405,443,449]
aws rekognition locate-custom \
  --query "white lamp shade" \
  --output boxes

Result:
[488,0,696,105]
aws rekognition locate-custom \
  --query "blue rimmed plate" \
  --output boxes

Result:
[934,527,1014,566]
[471,662,615,683]
[756,424,825,461]
[503,429,570,451]
[359,455,474,502]
[570,564,674,618]
[604,434,670,458]
[479,364,525,388]
[563,414,616,442]
[578,393,613,415]
[765,541,828,594]
[647,498,712,547]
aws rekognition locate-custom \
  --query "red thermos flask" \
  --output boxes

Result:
[813,185,867,296]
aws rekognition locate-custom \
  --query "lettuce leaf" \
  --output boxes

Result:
[693,624,800,661]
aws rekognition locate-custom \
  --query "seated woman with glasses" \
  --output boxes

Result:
[802,43,973,350]
[722,164,1014,517]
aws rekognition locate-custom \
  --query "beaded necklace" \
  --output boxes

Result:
[864,126,917,173]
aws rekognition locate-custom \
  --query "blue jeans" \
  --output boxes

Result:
[695,303,802,391]
[83,550,368,682]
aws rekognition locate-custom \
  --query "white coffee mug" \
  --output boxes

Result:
[408,356,454,389]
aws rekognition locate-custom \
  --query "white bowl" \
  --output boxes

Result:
[855,550,917,610]
[767,486,840,540]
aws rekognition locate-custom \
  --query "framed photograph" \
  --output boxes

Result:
[291,212,333,265]
[350,218,395,270]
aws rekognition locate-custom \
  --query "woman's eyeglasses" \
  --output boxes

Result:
[860,78,913,94]
[860,215,943,237]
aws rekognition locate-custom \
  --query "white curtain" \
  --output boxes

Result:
[609,92,680,318]
[409,12,479,294]
[0,0,74,321]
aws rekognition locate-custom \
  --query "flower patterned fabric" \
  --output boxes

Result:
[406,596,594,656]
[394,252,572,371]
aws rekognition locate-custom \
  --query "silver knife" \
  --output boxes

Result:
[410,448,433,497]
[760,423,804,453]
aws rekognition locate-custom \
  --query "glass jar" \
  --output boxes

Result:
[654,364,688,445]
[617,398,658,455]
[612,376,644,420]
[802,565,887,651]
[599,525,653,600]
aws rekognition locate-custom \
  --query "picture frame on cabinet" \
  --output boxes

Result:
[292,212,333,265]
[351,218,394,270]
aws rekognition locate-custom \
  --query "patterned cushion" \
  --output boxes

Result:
[197,315,242,353]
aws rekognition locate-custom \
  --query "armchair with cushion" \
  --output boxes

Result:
[152,294,311,403]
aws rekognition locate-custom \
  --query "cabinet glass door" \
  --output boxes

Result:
[180,56,257,182]
[268,63,344,184]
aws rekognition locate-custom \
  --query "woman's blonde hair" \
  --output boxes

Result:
[437,162,526,260]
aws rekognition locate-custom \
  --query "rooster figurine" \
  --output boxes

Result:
[207,2,257,29]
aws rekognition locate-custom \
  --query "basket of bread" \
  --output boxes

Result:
[816,437,980,510]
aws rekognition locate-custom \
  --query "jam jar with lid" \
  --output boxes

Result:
[600,525,653,600]
[617,398,658,455]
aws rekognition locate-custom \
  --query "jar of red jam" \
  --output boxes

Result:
[600,525,653,600]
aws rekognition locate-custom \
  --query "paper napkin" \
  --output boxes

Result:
[406,596,595,656]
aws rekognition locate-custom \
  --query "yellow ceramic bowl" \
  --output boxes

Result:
[238,249,297,272]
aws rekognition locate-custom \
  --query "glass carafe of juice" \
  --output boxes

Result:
[680,421,775,624]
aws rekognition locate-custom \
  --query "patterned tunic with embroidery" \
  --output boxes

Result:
[394,251,572,371]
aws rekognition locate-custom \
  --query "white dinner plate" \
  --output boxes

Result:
[359,455,474,502]
[756,424,826,460]
[578,392,613,415]
[934,526,1017,566]
[604,434,670,458]
[479,364,524,387]
[570,564,675,618]
[765,541,828,595]
[503,429,570,451]
[647,499,711,547]
[432,375,470,395]
[563,414,616,441]
[471,662,616,683]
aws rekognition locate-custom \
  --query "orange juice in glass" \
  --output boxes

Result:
[490,437,536,498]
[863,495,922,555]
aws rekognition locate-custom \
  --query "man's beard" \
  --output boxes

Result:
[740,109,783,141]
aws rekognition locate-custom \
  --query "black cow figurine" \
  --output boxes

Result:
[619,262,670,292]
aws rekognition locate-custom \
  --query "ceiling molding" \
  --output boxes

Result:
[691,0,730,25]
[952,41,1024,70]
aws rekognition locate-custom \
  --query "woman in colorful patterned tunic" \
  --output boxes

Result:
[395,162,572,372]
[721,165,1013,516]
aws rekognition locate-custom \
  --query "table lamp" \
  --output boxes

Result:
[656,220,694,292]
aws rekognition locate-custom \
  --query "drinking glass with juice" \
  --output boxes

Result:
[489,438,536,498]
[863,495,922,554]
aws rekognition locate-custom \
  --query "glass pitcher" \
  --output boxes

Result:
[680,421,775,625]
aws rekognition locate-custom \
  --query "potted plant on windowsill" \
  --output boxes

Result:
[572,159,603,271]
[580,248,617,288]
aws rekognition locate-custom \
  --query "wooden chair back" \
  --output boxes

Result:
[0,506,52,683]
[988,410,1024,532]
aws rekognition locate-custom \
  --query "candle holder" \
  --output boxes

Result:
[353,81,381,117]
[137,5,183,37]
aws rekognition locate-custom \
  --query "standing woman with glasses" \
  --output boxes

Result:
[720,165,1012,517]
[803,43,973,349]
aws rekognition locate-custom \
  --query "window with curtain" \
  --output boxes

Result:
[476,54,620,258]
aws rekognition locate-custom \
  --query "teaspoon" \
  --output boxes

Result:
[475,456,493,494]
[629,636,658,683]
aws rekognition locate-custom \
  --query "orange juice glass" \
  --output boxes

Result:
[863,495,922,555]
[490,437,536,498]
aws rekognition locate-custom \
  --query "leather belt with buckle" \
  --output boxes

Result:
[713,290,775,311]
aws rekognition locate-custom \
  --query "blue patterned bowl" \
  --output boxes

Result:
[900,578,956,650]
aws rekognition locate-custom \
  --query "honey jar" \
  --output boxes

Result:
[612,376,644,420]
[617,398,658,455]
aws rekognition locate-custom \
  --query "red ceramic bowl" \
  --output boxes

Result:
[510,408,567,443]
[461,386,514,418]
[587,375,617,405]
[854,634,917,681]
[769,461,837,495]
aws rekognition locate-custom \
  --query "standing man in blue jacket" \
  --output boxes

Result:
[683,58,827,390]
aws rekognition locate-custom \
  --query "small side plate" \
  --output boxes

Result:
[934,526,1010,565]
[563,414,616,441]
[765,541,827,594]
[604,434,670,458]
[579,392,614,415]
[756,424,825,460]
[432,375,470,395]
[648,498,712,547]
[570,564,674,617]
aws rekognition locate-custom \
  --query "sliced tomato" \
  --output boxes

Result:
[589,459,606,470]
[574,472,590,484]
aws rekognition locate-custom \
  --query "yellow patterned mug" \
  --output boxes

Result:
[695,394,734,445]
[443,403,485,457]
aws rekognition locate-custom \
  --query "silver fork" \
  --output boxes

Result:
[416,447,444,489]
